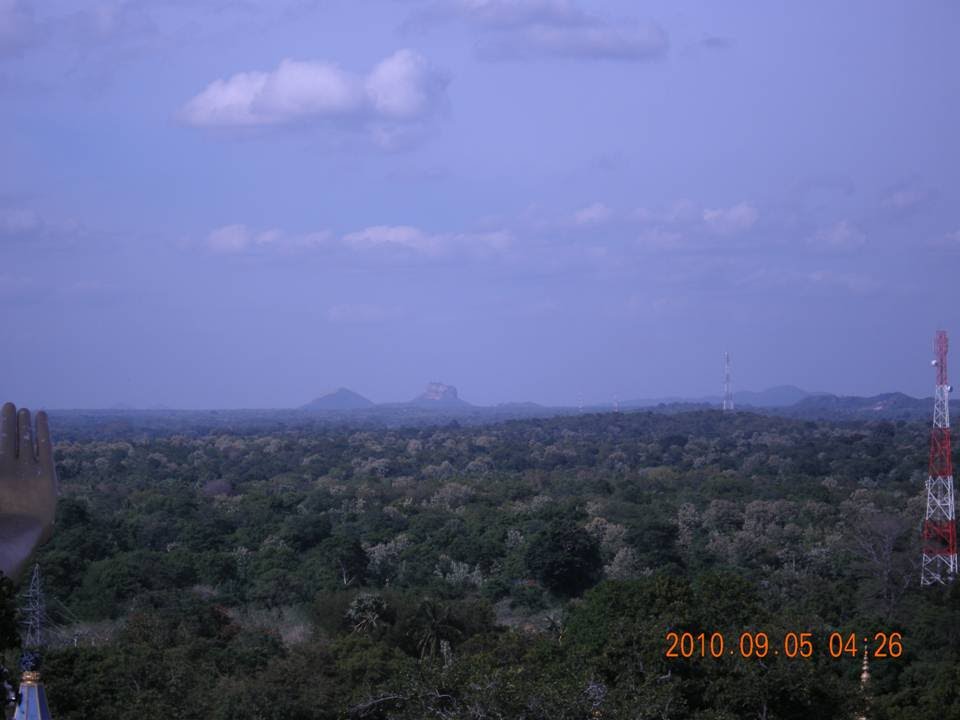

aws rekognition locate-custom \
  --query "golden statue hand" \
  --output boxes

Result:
[0,404,57,582]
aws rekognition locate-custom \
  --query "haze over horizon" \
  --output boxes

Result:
[9,382,939,413]
[2,1,958,410]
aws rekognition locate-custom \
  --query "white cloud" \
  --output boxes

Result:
[366,50,445,119]
[881,185,931,216]
[702,202,758,235]
[806,270,874,294]
[573,202,612,225]
[807,220,866,251]
[884,188,927,212]
[180,50,448,144]
[410,0,667,62]
[453,229,513,254]
[205,224,331,253]
[636,227,683,250]
[0,206,40,234]
[415,0,587,30]
[343,225,511,256]
[343,225,442,254]
[253,60,365,121]
[480,21,667,61]
[207,224,252,253]
[203,222,510,259]
[0,204,87,245]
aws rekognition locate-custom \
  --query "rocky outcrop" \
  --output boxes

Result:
[412,383,471,407]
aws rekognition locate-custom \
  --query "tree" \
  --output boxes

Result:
[327,536,369,588]
[0,573,18,653]
[525,519,601,596]
[412,598,463,662]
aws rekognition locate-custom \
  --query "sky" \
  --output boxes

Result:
[1,0,958,409]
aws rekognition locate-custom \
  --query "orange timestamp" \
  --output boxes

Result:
[665,631,903,660]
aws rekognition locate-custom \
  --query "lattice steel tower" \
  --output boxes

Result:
[20,564,46,671]
[13,564,53,720]
[722,352,734,412]
[921,330,957,586]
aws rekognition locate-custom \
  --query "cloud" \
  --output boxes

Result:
[806,220,866,251]
[522,197,767,259]
[702,202,758,235]
[928,229,960,251]
[411,0,587,30]
[344,225,511,257]
[206,224,331,253]
[0,206,40,234]
[699,36,733,50]
[0,0,36,58]
[478,21,668,61]
[0,203,86,245]
[806,270,875,294]
[204,222,511,259]
[366,50,445,118]
[635,199,699,225]
[180,50,448,146]
[60,1,157,46]
[636,227,684,250]
[207,224,253,253]
[409,0,668,62]
[342,225,443,254]
[573,202,612,225]
[0,1,321,72]
[880,185,932,218]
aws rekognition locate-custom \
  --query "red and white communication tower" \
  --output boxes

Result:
[921,330,957,586]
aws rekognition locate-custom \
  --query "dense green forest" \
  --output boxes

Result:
[4,410,960,719]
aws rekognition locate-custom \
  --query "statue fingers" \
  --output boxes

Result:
[0,403,15,462]
[36,410,55,477]
[17,408,34,463]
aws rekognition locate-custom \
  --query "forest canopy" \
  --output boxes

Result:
[3,409,956,719]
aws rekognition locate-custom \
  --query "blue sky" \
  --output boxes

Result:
[1,0,958,408]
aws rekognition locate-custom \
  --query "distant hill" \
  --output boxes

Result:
[496,401,546,410]
[775,392,959,421]
[734,385,822,408]
[302,388,374,411]
[625,385,822,410]
[409,382,472,408]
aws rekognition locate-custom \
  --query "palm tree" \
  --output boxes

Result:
[414,598,463,662]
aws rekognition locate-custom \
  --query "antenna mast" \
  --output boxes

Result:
[20,565,46,671]
[722,352,734,412]
[921,330,957,585]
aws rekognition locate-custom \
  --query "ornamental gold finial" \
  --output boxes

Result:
[20,671,40,685]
